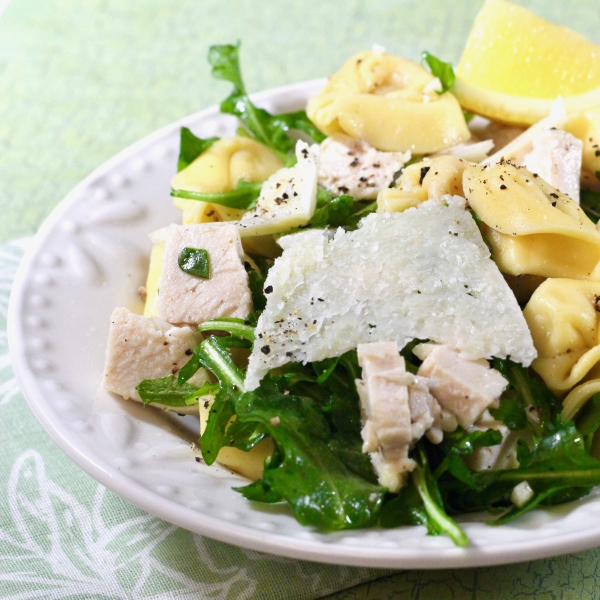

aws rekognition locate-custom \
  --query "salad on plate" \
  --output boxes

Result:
[101,0,600,546]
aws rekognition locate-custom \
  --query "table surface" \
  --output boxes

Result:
[2,1,600,598]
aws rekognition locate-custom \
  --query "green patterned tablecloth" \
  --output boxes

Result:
[3,1,600,598]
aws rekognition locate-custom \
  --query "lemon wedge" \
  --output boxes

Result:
[454,0,600,125]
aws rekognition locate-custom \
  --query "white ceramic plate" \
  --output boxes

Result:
[9,80,600,569]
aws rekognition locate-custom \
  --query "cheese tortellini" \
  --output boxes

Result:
[377,155,471,213]
[171,136,284,224]
[565,109,600,191]
[307,50,470,154]
[464,162,600,280]
[524,279,600,420]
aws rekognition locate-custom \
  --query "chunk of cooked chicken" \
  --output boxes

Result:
[155,223,252,326]
[356,342,415,492]
[521,128,582,203]
[408,375,458,444]
[356,341,455,491]
[318,134,410,200]
[416,344,508,429]
[102,307,204,412]
[480,100,583,202]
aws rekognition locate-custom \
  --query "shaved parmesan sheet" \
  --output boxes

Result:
[237,140,318,237]
[245,197,535,390]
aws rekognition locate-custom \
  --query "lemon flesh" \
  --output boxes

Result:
[455,0,600,125]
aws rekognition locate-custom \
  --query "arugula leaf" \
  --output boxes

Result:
[201,386,237,465]
[312,355,342,384]
[243,255,272,312]
[469,209,494,257]
[489,396,528,431]
[178,247,210,278]
[208,42,325,155]
[222,418,268,452]
[306,194,356,228]
[177,345,203,385]
[433,428,503,479]
[237,445,285,503]
[177,127,219,172]
[580,187,600,223]
[344,200,378,230]
[198,317,256,341]
[234,389,385,530]
[462,110,475,123]
[237,478,284,503]
[286,193,376,234]
[171,178,262,209]
[327,434,377,483]
[399,338,428,374]
[321,352,373,480]
[381,446,468,546]
[439,415,600,523]
[316,186,334,208]
[421,51,456,94]
[180,335,247,464]
[380,483,429,528]
[308,195,377,231]
[576,392,600,437]
[413,462,468,546]
[492,358,562,439]
[135,375,217,407]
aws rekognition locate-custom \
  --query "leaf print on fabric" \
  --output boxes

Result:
[0,450,253,599]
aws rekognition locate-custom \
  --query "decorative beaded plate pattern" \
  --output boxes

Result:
[9,80,600,568]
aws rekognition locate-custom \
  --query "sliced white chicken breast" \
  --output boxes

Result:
[103,307,203,412]
[156,223,252,326]
[417,344,508,429]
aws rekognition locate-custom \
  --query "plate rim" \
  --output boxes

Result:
[8,78,600,569]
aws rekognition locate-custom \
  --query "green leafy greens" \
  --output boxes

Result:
[136,376,218,407]
[285,188,377,234]
[177,127,219,172]
[208,42,325,156]
[171,41,326,209]
[421,51,456,94]
[234,390,385,530]
[178,247,211,279]
[171,179,263,210]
